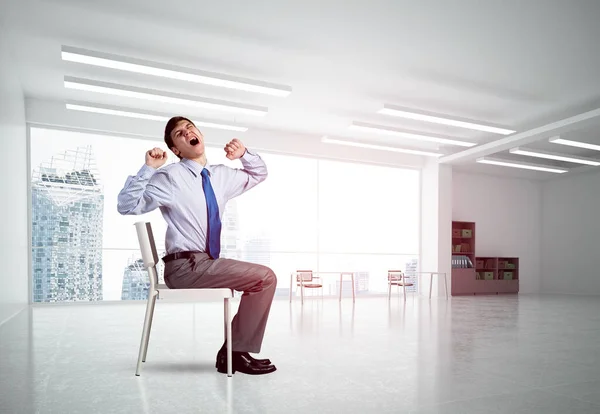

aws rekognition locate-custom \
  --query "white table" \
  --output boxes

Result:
[289,271,356,304]
[411,271,448,299]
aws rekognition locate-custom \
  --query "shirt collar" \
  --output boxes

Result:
[180,158,213,177]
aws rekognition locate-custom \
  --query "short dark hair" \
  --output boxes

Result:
[164,116,194,159]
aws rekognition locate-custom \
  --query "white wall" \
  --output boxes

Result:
[0,28,29,324]
[541,170,600,295]
[452,171,542,294]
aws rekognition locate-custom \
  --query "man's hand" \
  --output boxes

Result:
[145,147,168,169]
[224,138,246,160]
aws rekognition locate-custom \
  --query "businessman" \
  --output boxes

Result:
[117,116,277,375]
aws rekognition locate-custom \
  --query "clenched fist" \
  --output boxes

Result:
[224,138,246,160]
[145,147,168,169]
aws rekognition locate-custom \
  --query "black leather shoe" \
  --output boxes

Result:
[214,346,271,366]
[241,352,271,366]
[216,351,276,375]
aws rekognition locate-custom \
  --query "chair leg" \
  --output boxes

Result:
[388,283,391,300]
[136,293,156,376]
[403,281,407,302]
[142,294,157,363]
[225,298,233,377]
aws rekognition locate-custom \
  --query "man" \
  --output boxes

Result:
[117,116,277,375]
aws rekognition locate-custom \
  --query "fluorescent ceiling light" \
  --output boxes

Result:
[321,136,443,157]
[61,46,292,97]
[509,147,600,166]
[378,104,515,135]
[65,102,248,132]
[476,157,568,173]
[549,136,600,151]
[349,121,476,147]
[64,76,268,116]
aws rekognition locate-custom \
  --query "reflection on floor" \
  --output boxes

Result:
[2,294,600,413]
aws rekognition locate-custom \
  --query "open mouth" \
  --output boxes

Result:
[190,137,199,146]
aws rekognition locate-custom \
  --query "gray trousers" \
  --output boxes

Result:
[163,253,277,353]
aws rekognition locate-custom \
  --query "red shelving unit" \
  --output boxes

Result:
[451,221,519,295]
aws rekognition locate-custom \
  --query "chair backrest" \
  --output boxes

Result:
[388,270,404,281]
[296,270,313,282]
[135,221,160,291]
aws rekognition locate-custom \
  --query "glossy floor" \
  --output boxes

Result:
[2,294,600,413]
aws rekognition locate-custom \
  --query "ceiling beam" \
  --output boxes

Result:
[438,107,600,164]
[25,98,427,169]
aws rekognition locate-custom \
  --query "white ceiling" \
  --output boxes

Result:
[3,0,600,178]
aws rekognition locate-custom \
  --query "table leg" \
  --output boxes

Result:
[351,273,355,302]
[429,272,433,299]
[444,272,448,299]
[339,273,342,302]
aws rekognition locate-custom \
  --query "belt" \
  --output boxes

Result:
[162,251,202,263]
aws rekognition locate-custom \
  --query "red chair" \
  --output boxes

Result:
[388,270,413,302]
[296,270,323,304]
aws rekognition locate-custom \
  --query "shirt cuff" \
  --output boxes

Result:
[241,148,256,159]
[137,164,157,179]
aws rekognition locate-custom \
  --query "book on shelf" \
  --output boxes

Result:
[452,243,471,253]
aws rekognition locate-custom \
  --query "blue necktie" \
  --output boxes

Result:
[201,168,221,259]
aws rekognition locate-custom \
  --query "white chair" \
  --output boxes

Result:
[388,270,414,302]
[134,221,233,377]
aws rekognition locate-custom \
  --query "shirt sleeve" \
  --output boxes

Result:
[117,164,173,215]
[225,149,268,200]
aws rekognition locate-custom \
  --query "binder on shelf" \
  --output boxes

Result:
[452,255,474,269]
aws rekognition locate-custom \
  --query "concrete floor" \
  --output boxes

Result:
[1,294,600,413]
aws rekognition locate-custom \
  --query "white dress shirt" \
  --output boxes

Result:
[117,149,268,254]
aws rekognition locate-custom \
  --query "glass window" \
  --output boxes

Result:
[30,127,419,302]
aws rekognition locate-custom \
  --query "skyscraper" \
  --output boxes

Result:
[336,271,370,296]
[31,146,104,302]
[121,251,166,301]
[242,236,272,267]
[121,257,149,300]
[220,199,242,260]
[405,258,418,293]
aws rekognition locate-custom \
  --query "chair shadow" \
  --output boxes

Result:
[142,361,216,373]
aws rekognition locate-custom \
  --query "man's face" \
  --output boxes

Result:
[170,120,205,159]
